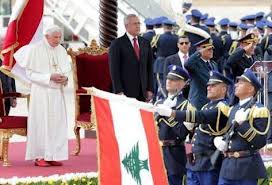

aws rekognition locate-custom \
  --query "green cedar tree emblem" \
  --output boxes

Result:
[122,142,149,185]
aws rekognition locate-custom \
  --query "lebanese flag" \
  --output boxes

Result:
[90,88,168,185]
[1,0,43,83]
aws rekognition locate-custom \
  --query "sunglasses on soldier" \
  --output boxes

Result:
[179,42,189,45]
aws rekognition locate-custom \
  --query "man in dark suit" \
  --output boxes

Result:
[162,35,190,98]
[185,38,218,110]
[0,37,16,115]
[109,14,153,101]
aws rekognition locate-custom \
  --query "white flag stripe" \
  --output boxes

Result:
[110,100,154,185]
[9,0,27,22]
[88,87,154,112]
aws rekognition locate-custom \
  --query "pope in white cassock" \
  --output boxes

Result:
[23,25,71,167]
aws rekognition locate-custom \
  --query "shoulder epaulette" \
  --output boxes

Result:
[151,34,160,48]
[228,40,238,55]
[240,105,270,138]
[264,36,269,50]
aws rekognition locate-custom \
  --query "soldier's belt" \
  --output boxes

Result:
[224,150,258,158]
[193,151,214,159]
[160,140,184,147]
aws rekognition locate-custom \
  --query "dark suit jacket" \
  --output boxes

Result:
[109,34,153,100]
[185,52,218,110]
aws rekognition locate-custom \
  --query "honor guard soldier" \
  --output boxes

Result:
[155,19,179,59]
[142,18,155,43]
[155,65,194,185]
[225,33,257,80]
[205,18,224,72]
[153,19,179,98]
[228,22,239,56]
[185,38,218,110]
[215,69,270,185]
[185,9,210,55]
[155,68,270,185]
[155,71,233,185]
[260,21,272,54]
[218,18,232,63]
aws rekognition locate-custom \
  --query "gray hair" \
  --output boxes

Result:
[43,25,62,35]
[123,14,138,26]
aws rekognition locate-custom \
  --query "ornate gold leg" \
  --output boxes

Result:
[2,135,11,167]
[73,126,81,156]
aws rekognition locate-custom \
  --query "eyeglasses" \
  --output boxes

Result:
[179,42,189,45]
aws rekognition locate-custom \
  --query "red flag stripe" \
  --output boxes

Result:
[140,110,168,185]
[93,96,122,185]
[1,0,43,70]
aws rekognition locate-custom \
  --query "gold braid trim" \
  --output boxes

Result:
[247,131,257,142]
[228,41,238,55]
[238,127,254,139]
[248,106,270,135]
[151,34,160,48]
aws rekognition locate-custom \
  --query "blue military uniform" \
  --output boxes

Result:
[218,69,270,185]
[225,33,257,80]
[205,19,224,72]
[185,38,218,110]
[174,71,233,185]
[155,19,179,58]
[218,18,232,66]
[155,65,193,185]
[260,21,272,54]
[153,19,179,100]
[142,18,156,43]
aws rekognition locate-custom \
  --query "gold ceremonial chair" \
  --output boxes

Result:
[0,79,28,166]
[68,40,112,155]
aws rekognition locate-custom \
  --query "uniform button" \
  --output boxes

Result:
[193,138,196,141]
[195,127,199,130]
[192,144,194,147]
[229,140,232,144]
[228,145,231,149]
[251,145,254,148]
[194,133,197,136]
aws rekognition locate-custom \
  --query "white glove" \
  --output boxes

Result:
[183,122,195,131]
[234,108,250,125]
[163,97,177,108]
[214,136,227,152]
[154,104,173,117]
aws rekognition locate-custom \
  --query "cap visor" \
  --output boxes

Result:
[167,74,181,81]
[207,81,220,85]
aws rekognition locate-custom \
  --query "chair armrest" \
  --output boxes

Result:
[2,92,29,99]
[76,87,92,95]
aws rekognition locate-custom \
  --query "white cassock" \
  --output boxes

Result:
[23,38,71,161]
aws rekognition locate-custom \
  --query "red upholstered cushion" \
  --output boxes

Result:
[0,116,27,129]
[75,53,112,92]
[76,112,91,122]
[78,95,91,114]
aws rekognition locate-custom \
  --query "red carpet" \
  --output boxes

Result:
[0,139,97,178]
